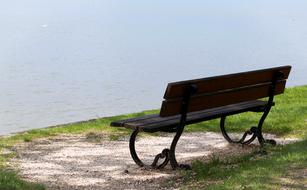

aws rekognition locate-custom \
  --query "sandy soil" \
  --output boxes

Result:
[10,132,297,190]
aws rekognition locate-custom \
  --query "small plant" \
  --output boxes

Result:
[109,134,121,141]
[85,132,104,142]
[23,137,32,142]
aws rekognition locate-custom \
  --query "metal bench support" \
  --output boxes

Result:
[129,85,197,170]
[219,71,284,145]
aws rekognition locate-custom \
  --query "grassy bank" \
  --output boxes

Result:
[0,85,306,189]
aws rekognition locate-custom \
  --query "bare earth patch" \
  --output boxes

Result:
[10,132,297,190]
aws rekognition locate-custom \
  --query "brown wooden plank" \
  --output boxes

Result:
[110,114,160,127]
[163,65,291,99]
[124,115,179,128]
[123,114,180,128]
[116,100,267,131]
[142,100,268,132]
[160,80,285,117]
[123,99,264,128]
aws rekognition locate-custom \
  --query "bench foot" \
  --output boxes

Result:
[169,124,191,170]
[129,129,170,169]
[129,127,190,170]
[152,148,170,169]
[220,117,258,145]
[220,116,277,146]
[255,104,277,146]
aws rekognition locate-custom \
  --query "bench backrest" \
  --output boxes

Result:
[159,66,291,117]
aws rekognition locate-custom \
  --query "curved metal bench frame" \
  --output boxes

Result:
[220,71,283,146]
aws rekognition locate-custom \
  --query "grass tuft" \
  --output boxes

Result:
[0,169,45,190]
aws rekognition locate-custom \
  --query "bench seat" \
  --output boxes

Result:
[111,100,272,133]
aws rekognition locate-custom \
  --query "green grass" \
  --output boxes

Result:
[180,139,307,190]
[0,169,45,190]
[0,85,306,190]
[0,109,158,149]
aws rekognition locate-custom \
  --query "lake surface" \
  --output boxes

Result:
[1,0,307,135]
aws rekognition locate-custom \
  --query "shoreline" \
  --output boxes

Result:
[0,85,306,141]
[1,84,307,137]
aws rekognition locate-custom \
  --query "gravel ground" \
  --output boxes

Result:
[10,132,297,190]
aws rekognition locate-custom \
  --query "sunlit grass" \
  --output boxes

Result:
[0,169,45,190]
[181,139,307,190]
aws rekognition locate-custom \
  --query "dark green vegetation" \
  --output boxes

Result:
[0,85,306,189]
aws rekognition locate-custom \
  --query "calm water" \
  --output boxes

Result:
[1,1,307,135]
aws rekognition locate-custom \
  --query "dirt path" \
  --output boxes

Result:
[10,132,297,190]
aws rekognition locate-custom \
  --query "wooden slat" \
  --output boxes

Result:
[143,100,268,132]
[163,65,291,99]
[110,100,268,132]
[160,80,285,117]
[124,114,180,128]
[126,100,266,129]
[110,114,159,127]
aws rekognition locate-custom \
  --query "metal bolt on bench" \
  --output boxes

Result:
[110,66,291,170]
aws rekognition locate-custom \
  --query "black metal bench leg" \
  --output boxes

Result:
[220,111,277,146]
[166,84,196,170]
[168,126,191,170]
[129,129,145,167]
[129,129,170,169]
[255,71,283,146]
[256,109,277,146]
[220,116,257,145]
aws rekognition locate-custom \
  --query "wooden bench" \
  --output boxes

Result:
[110,66,291,169]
